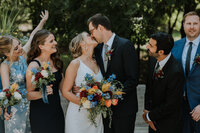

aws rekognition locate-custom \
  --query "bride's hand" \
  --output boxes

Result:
[46,84,53,95]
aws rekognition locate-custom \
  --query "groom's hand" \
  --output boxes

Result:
[72,86,80,94]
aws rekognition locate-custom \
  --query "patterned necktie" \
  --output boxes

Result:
[104,44,109,72]
[185,42,193,77]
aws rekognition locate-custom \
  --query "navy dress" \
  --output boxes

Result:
[0,76,5,133]
[29,60,64,133]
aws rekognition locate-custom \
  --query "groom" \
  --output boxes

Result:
[88,13,138,133]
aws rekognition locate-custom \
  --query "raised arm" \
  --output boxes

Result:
[61,59,80,105]
[23,10,49,53]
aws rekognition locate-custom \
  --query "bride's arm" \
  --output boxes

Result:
[61,59,80,105]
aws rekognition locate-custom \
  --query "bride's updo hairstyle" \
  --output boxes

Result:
[69,32,87,58]
[27,29,63,71]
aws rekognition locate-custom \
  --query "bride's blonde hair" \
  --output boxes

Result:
[69,32,87,58]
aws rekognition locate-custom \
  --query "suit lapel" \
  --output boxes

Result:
[162,55,173,74]
[177,38,186,66]
[106,35,119,72]
[189,41,200,75]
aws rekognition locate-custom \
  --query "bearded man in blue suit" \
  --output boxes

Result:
[171,11,200,133]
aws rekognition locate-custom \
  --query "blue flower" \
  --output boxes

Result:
[87,95,94,101]
[112,74,116,79]
[31,68,38,74]
[90,101,97,108]
[109,86,113,91]
[104,93,110,100]
[85,73,93,80]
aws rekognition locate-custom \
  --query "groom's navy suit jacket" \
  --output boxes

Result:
[145,55,184,133]
[94,35,138,116]
[172,38,200,110]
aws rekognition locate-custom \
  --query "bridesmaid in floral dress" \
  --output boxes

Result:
[0,10,48,133]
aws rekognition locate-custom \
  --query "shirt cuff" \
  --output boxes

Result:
[146,112,151,121]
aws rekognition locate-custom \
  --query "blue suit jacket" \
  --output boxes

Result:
[171,37,200,110]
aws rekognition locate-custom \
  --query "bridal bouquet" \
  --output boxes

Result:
[79,73,124,127]
[0,82,24,115]
[30,62,55,104]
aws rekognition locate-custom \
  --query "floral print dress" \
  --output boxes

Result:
[3,56,31,133]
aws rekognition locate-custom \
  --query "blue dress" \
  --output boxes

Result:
[3,56,31,133]
[0,76,5,133]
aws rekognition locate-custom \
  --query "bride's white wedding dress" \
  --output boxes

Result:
[65,59,104,133]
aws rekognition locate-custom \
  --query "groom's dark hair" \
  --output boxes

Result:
[87,13,111,30]
[150,32,174,55]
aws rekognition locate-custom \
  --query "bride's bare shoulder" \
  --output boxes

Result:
[68,58,80,68]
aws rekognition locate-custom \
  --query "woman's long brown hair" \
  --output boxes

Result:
[27,29,63,71]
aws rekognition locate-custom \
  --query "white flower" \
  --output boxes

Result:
[14,92,22,100]
[83,100,91,109]
[0,92,6,99]
[41,70,48,78]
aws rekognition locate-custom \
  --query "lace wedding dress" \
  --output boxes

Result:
[65,59,104,133]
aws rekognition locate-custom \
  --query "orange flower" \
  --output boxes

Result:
[102,83,111,92]
[92,86,98,90]
[105,99,112,107]
[112,99,118,106]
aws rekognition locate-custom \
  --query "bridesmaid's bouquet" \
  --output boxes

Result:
[0,82,24,116]
[79,73,124,127]
[29,62,55,104]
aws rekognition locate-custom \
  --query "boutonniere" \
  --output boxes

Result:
[106,49,114,60]
[154,69,164,79]
[194,54,200,65]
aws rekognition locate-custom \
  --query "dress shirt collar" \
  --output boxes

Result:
[157,53,171,69]
[105,33,115,48]
[186,34,200,46]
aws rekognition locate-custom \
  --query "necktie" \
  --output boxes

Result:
[155,62,160,71]
[104,44,109,72]
[185,42,193,77]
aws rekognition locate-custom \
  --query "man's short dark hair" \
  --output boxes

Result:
[87,13,111,30]
[150,32,174,55]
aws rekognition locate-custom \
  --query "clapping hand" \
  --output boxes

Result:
[191,105,200,122]
[40,10,49,23]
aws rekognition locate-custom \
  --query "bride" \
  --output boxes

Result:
[62,32,103,133]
